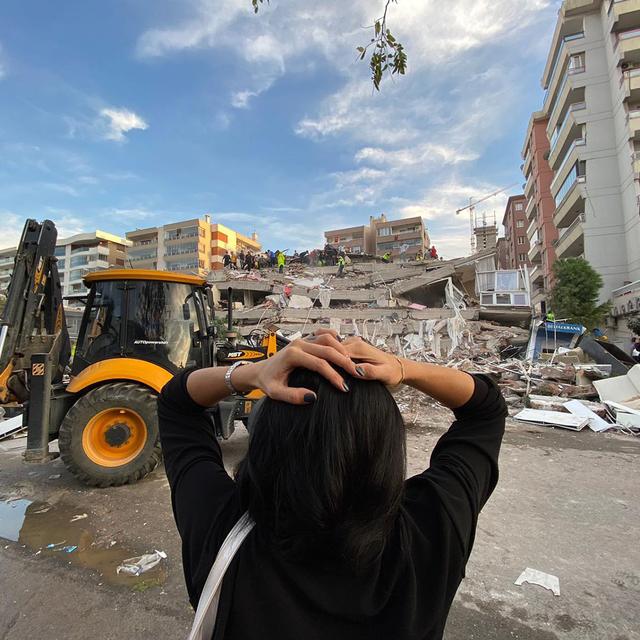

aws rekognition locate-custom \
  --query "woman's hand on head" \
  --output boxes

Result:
[250,330,361,405]
[342,336,403,386]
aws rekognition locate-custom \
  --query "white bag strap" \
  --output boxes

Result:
[187,512,255,640]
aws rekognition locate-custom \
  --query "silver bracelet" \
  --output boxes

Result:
[224,361,251,396]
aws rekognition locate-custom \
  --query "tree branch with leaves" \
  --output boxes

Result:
[252,0,407,91]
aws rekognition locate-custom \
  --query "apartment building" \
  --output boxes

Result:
[211,223,260,270]
[537,0,640,311]
[126,215,261,275]
[324,225,373,254]
[0,230,130,297]
[473,221,498,253]
[325,214,430,261]
[371,215,430,260]
[0,246,15,293]
[522,111,558,315]
[495,237,509,269]
[501,195,530,271]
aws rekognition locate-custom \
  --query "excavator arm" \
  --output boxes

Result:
[0,219,71,404]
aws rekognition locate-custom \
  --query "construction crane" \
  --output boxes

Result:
[456,183,520,253]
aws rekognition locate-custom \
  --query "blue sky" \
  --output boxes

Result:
[0,0,560,258]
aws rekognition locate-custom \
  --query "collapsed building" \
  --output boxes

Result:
[208,251,640,435]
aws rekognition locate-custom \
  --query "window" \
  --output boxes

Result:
[70,255,89,268]
[515,203,524,211]
[519,253,527,262]
[54,246,66,257]
[568,52,585,73]
[165,226,199,241]
[517,236,526,245]
[378,227,392,237]
[165,242,198,256]
[516,220,525,228]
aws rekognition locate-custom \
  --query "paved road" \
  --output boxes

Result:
[1,416,638,640]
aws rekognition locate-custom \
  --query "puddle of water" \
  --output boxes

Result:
[0,499,33,541]
[0,498,166,588]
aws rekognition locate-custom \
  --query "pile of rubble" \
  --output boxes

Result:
[210,258,639,435]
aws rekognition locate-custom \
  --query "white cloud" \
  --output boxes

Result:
[133,0,555,255]
[388,179,516,259]
[231,89,259,109]
[0,212,25,250]
[100,107,148,142]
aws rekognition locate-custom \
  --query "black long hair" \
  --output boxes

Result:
[235,367,406,571]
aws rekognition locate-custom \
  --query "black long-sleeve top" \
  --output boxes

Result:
[158,371,507,640]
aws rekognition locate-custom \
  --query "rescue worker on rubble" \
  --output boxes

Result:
[158,330,507,640]
[222,251,231,268]
[546,309,555,323]
[336,253,346,278]
[382,251,391,263]
[277,250,286,274]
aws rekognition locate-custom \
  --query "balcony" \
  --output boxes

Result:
[634,150,640,173]
[551,139,586,200]
[610,0,640,32]
[544,32,585,109]
[554,214,585,258]
[547,79,586,141]
[616,27,640,65]
[527,218,538,242]
[526,196,536,221]
[554,175,586,228]
[132,238,158,247]
[548,104,587,170]
[524,172,535,199]
[523,148,533,179]
[622,68,640,104]
[529,240,542,262]
[529,265,544,286]
[628,107,640,139]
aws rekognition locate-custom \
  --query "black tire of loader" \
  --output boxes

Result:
[58,382,162,488]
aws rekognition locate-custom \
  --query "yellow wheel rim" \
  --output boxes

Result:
[82,407,147,468]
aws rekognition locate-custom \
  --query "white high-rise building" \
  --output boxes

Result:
[540,0,640,306]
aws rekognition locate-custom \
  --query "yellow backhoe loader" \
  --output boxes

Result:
[0,219,285,486]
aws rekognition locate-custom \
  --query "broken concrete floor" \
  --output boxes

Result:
[1,414,638,640]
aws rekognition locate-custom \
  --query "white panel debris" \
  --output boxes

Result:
[515,568,560,596]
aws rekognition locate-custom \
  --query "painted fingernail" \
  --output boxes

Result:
[304,393,316,404]
[336,334,344,342]
[306,335,317,341]
[342,381,350,392]
[356,366,366,377]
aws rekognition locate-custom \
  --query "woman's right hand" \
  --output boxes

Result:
[343,337,404,386]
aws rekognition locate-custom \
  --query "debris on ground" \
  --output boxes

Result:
[514,408,588,431]
[69,513,88,522]
[515,567,561,597]
[117,550,167,576]
[0,415,25,441]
